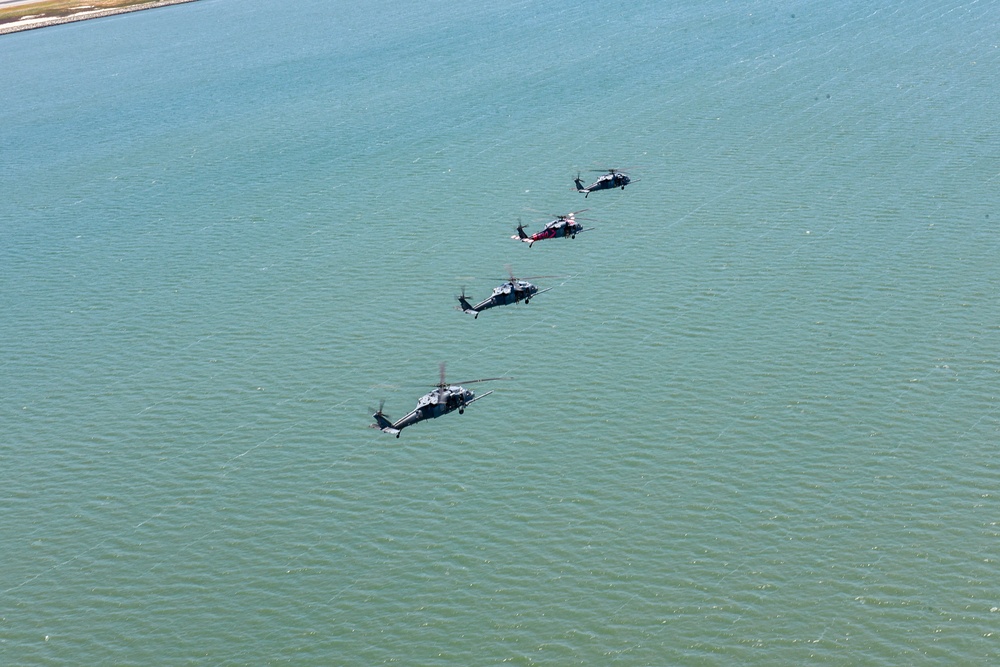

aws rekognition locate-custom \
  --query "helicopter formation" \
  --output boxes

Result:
[370,168,635,438]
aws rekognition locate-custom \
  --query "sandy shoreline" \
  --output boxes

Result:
[0,0,198,35]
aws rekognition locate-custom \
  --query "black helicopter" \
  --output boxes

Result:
[457,267,555,318]
[370,364,508,438]
[512,210,593,247]
[574,169,632,197]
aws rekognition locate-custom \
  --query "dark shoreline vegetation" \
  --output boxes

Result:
[0,0,198,35]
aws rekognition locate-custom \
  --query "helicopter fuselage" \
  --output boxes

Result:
[535,220,582,240]
[481,281,536,308]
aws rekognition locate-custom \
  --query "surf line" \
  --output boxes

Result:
[0,0,200,36]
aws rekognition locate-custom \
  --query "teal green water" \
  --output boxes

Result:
[3,0,999,663]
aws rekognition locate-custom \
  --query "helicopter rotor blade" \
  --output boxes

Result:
[492,274,561,281]
[552,208,589,218]
[451,376,513,386]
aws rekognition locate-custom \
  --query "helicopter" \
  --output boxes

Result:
[457,267,555,318]
[574,169,632,197]
[512,209,593,247]
[370,364,508,438]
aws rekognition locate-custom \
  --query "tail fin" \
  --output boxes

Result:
[512,223,534,246]
[574,176,586,192]
[458,294,479,318]
[372,411,394,430]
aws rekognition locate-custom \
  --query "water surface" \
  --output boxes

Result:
[2,0,999,663]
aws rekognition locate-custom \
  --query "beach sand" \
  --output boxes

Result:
[0,0,197,35]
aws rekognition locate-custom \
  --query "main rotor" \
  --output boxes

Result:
[435,362,510,389]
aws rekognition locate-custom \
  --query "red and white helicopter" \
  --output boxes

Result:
[511,209,593,247]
